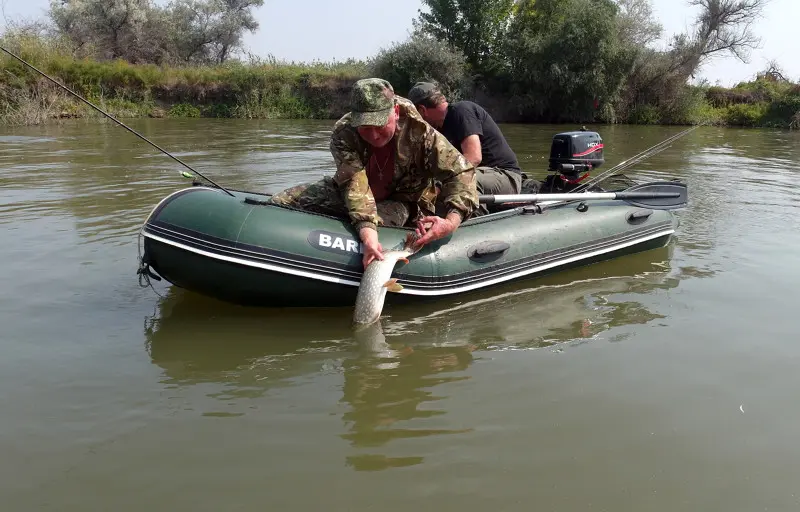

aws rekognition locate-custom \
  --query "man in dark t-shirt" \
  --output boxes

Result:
[408,82,538,204]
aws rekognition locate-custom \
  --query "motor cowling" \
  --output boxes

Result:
[548,129,605,179]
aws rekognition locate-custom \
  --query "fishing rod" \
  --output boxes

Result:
[0,45,235,197]
[573,125,698,193]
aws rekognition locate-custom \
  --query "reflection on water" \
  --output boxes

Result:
[0,119,335,242]
[144,293,353,397]
[381,243,680,350]
[143,241,681,471]
[344,324,476,471]
[10,119,800,507]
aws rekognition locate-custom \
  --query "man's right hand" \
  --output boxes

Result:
[359,227,384,269]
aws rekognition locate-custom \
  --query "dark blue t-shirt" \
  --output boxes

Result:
[440,101,521,173]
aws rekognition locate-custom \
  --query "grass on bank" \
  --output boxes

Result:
[2,35,799,129]
[1,35,368,125]
[623,76,800,129]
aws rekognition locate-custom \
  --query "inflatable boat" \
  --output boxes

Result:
[136,130,686,307]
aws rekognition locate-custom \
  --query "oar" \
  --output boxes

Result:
[479,181,688,210]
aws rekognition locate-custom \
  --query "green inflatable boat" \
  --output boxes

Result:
[137,130,687,307]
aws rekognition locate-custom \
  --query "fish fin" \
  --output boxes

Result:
[383,278,404,293]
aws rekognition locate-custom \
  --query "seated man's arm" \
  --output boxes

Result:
[460,134,482,167]
[449,107,483,167]
[425,125,479,224]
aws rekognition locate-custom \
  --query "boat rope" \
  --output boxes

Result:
[574,125,698,192]
[136,230,165,299]
[0,44,235,197]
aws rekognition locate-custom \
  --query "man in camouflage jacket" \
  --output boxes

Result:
[271,78,480,269]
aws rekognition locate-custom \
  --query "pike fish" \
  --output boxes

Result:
[352,236,418,327]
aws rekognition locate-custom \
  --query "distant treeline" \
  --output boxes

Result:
[1,0,798,129]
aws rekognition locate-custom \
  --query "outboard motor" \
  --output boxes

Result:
[541,127,605,192]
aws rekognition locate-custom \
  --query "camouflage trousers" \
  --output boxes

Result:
[270,176,412,227]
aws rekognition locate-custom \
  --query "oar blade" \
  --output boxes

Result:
[618,181,688,210]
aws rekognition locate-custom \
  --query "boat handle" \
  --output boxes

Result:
[627,209,654,223]
[468,241,511,260]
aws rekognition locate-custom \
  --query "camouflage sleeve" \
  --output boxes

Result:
[329,126,380,232]
[424,125,479,220]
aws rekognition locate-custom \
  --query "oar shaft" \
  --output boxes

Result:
[482,192,616,203]
[480,191,680,204]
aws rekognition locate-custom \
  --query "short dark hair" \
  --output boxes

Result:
[415,92,446,109]
[408,81,448,108]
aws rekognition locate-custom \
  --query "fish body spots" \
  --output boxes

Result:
[352,247,415,327]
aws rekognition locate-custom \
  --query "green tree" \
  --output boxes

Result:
[614,0,767,123]
[46,0,265,64]
[368,31,470,99]
[49,0,153,62]
[614,0,663,48]
[414,0,514,75]
[166,0,264,64]
[503,0,635,122]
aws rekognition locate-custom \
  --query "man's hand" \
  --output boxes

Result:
[359,227,383,269]
[412,211,462,249]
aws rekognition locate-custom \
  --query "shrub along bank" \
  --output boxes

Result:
[2,36,798,129]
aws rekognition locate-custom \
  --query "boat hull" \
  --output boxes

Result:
[140,185,678,307]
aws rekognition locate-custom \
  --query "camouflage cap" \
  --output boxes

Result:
[348,78,396,127]
[407,81,440,106]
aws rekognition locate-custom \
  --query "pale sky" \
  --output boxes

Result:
[1,0,797,87]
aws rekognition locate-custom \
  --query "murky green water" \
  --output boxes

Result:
[2,117,800,510]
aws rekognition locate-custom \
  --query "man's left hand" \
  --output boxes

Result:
[412,215,459,248]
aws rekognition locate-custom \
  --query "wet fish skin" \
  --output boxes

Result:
[352,240,417,327]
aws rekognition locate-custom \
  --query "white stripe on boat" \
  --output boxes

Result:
[142,227,675,297]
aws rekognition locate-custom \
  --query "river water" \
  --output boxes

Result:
[2,118,799,510]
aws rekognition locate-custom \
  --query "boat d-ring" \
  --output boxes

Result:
[576,202,589,212]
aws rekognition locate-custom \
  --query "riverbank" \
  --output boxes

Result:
[2,50,799,129]
[1,48,365,125]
